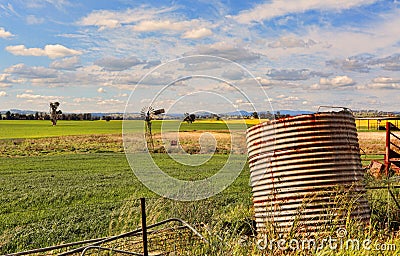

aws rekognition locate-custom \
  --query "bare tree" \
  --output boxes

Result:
[49,102,62,126]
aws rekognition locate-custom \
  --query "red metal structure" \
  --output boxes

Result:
[385,122,400,175]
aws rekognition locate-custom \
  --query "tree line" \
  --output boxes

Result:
[1,111,99,121]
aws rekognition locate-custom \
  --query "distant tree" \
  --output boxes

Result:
[49,102,62,126]
[211,114,220,121]
[5,111,11,120]
[252,111,259,119]
[34,112,39,120]
[183,113,196,123]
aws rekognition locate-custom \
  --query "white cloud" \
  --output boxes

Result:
[364,76,400,89]
[182,28,212,39]
[73,97,97,103]
[97,87,106,93]
[268,36,317,48]
[50,56,81,70]
[372,77,400,84]
[0,91,7,97]
[186,42,260,62]
[78,6,177,30]
[16,93,62,100]
[367,83,400,89]
[303,9,400,57]
[0,73,24,87]
[233,0,378,24]
[133,20,189,32]
[26,15,45,24]
[97,99,123,105]
[94,56,144,71]
[5,63,59,78]
[0,27,13,38]
[24,0,71,10]
[319,75,355,87]
[255,77,273,87]
[5,44,82,59]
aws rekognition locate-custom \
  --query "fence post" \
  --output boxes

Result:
[385,122,391,176]
[141,198,149,256]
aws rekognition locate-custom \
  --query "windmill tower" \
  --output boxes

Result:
[141,106,165,152]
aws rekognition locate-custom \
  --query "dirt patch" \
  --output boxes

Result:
[358,132,400,154]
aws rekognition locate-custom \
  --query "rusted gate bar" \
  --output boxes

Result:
[385,122,391,176]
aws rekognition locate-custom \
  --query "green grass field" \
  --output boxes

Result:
[0,120,251,139]
[0,153,252,253]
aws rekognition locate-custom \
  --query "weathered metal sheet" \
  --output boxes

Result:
[246,111,371,233]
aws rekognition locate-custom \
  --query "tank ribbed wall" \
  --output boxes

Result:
[246,111,370,233]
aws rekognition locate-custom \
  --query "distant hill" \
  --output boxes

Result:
[275,110,314,116]
[0,109,40,115]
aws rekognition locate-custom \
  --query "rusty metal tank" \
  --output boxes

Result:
[246,110,370,233]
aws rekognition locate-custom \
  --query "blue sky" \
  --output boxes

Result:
[0,0,399,113]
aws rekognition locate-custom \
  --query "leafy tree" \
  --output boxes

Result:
[183,113,196,123]
[49,102,61,126]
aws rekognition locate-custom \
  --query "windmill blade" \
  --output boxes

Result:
[141,106,154,120]
[153,108,165,116]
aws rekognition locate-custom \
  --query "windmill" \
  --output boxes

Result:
[49,102,62,126]
[141,106,165,152]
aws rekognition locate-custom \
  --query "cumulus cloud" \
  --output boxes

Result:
[0,73,18,87]
[16,93,62,101]
[365,83,400,89]
[5,63,59,78]
[50,56,81,70]
[255,77,274,87]
[0,91,7,97]
[97,99,123,105]
[6,44,82,59]
[266,69,331,81]
[78,6,177,30]
[133,20,189,32]
[233,0,377,24]
[326,54,373,73]
[327,53,400,73]
[363,76,400,89]
[319,76,355,87]
[372,77,400,83]
[182,28,212,39]
[94,56,144,71]
[0,27,13,38]
[97,87,106,93]
[268,36,317,48]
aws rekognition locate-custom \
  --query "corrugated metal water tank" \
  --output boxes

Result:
[246,111,370,233]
